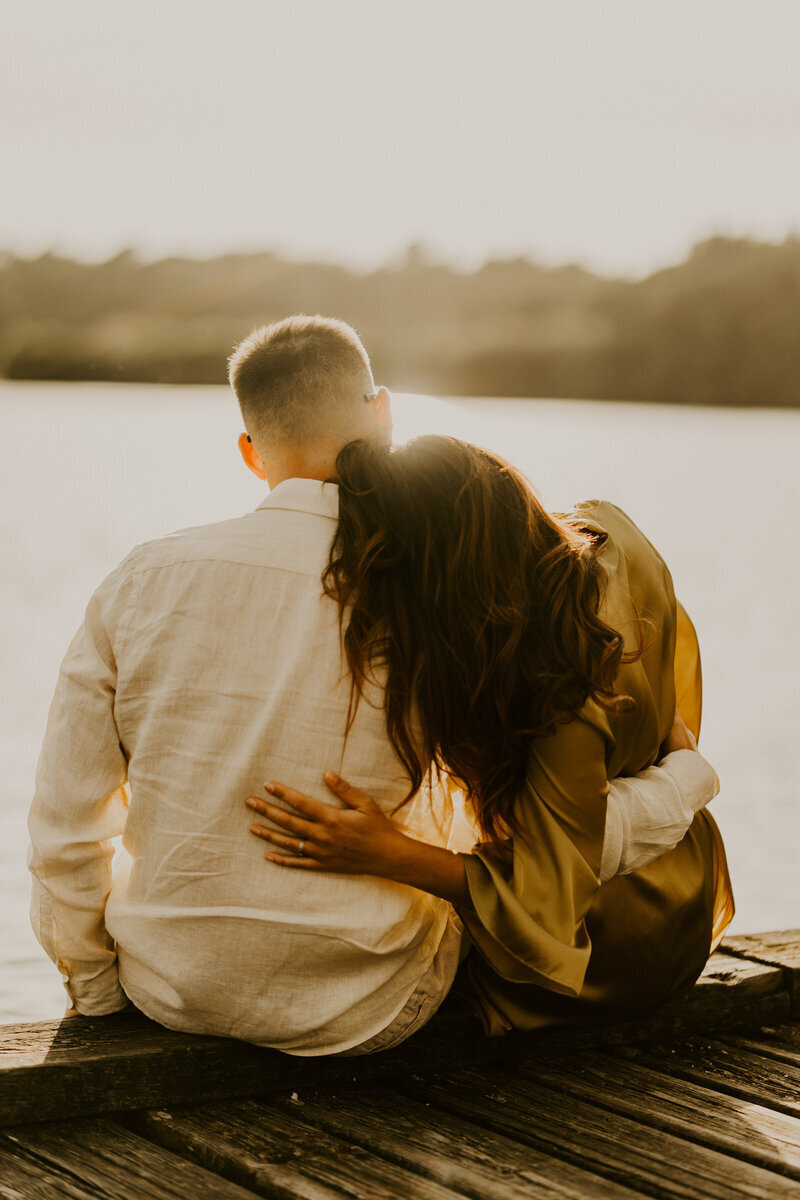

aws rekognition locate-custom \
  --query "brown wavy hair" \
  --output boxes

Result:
[324,435,636,841]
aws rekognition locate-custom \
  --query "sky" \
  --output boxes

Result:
[2,0,800,276]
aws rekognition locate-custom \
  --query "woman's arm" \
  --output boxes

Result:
[247,707,713,907]
[246,772,471,908]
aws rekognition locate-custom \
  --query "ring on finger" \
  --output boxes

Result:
[297,838,306,855]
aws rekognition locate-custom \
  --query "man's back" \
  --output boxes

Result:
[29,479,456,1054]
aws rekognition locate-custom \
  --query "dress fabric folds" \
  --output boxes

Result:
[461,501,735,1035]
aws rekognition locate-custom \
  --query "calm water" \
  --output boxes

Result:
[2,382,798,1023]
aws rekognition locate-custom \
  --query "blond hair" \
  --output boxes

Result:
[228,315,373,446]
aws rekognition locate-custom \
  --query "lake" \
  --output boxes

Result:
[2,381,798,1023]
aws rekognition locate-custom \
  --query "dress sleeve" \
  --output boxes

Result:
[675,600,702,739]
[461,711,609,997]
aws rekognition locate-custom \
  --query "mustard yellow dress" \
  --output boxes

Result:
[460,501,735,1035]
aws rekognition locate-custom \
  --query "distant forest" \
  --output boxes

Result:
[1,236,799,406]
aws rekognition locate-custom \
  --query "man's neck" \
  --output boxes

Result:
[264,455,337,491]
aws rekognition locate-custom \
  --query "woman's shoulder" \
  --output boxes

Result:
[570,500,669,575]
[571,498,640,539]
[569,501,677,774]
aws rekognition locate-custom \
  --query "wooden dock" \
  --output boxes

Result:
[1,930,798,1199]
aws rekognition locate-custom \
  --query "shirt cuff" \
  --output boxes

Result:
[600,749,720,883]
[63,962,129,1016]
[657,748,720,813]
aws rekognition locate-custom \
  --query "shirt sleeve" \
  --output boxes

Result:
[27,557,138,1015]
[600,749,720,882]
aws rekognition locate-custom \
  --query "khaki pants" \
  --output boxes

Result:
[337,912,468,1056]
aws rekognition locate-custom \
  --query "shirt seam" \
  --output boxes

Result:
[125,555,331,584]
[115,560,144,665]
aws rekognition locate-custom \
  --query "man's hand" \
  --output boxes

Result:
[662,707,698,755]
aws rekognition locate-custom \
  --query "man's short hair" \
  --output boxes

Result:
[228,315,373,446]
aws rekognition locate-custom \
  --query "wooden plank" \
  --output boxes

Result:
[0,1004,484,1127]
[625,1038,800,1119]
[723,932,800,1016]
[0,1010,287,1126]
[270,1086,651,1200]
[670,951,791,1030]
[0,940,791,1129]
[398,1066,800,1198]
[512,1049,800,1180]
[749,1025,800,1051]
[723,931,800,958]
[0,1140,111,1199]
[125,1099,469,1200]
[658,951,789,1026]
[0,1118,258,1199]
[693,950,789,999]
[719,1033,800,1070]
[0,1005,474,1127]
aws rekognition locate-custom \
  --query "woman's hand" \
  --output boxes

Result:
[245,771,472,907]
[246,771,410,877]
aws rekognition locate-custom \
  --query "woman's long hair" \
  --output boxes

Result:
[324,435,634,842]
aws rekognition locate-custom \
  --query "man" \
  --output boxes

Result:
[29,315,718,1054]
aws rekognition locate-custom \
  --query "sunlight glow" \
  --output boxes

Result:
[2,1,800,275]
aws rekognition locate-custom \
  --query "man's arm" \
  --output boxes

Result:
[28,560,136,1014]
[601,748,719,882]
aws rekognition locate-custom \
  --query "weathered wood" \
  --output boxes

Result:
[1,944,791,1129]
[623,1038,800,1119]
[723,932,800,1016]
[749,1024,800,1051]
[512,1049,800,1180]
[0,934,797,1198]
[694,950,789,999]
[0,1002,489,1128]
[720,1033,800,1070]
[0,1010,291,1127]
[270,1086,650,1200]
[0,1118,258,1199]
[123,1099,469,1200]
[0,1140,110,1199]
[0,1003,491,1128]
[399,1066,800,1198]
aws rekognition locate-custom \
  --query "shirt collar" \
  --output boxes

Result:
[255,477,339,521]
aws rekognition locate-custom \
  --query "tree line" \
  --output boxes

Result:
[1,236,798,406]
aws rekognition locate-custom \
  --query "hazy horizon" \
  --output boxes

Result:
[3,1,800,276]
[4,231,800,284]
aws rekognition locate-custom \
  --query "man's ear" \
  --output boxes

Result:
[375,386,393,438]
[238,432,266,480]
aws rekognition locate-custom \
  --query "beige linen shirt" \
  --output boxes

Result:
[29,479,717,1052]
[29,479,460,1053]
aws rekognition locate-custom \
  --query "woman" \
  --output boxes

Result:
[247,435,734,1036]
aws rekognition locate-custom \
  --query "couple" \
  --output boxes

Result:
[29,315,734,1055]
